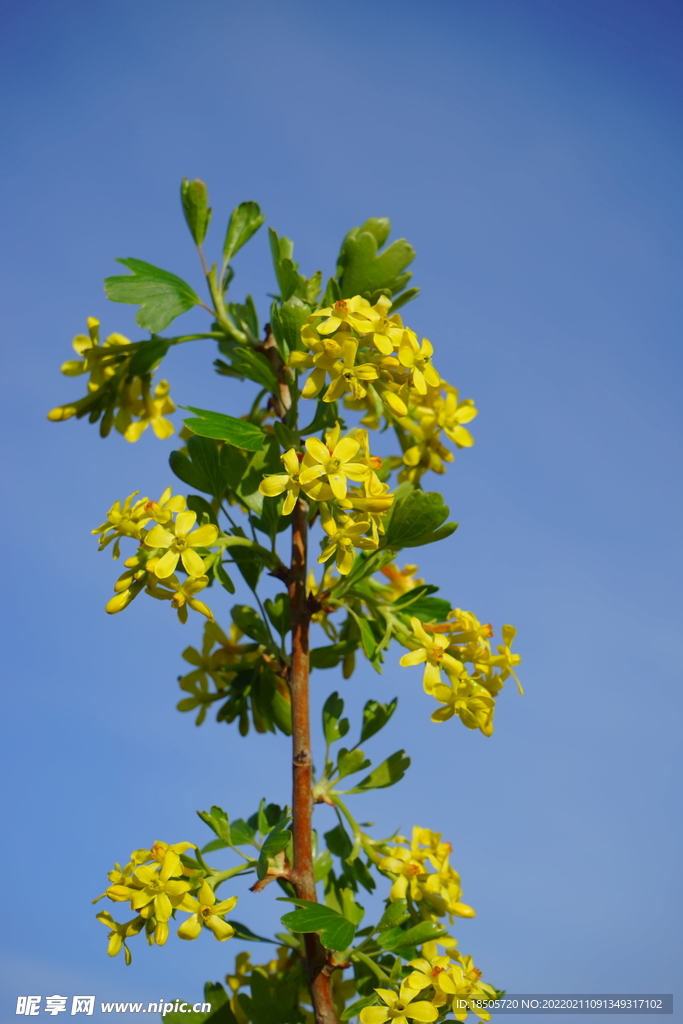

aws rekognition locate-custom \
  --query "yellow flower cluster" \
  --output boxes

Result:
[47,317,175,441]
[376,826,475,923]
[93,488,220,622]
[402,950,498,1023]
[259,423,394,575]
[399,611,522,736]
[289,296,477,482]
[95,840,237,960]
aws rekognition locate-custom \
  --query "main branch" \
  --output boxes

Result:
[289,499,338,1024]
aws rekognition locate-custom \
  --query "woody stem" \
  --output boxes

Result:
[289,498,338,1024]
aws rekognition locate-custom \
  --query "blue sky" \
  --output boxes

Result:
[1,0,681,1020]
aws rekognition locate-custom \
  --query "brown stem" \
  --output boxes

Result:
[288,499,338,1024]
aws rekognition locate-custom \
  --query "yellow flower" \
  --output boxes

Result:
[259,448,333,513]
[431,677,495,736]
[48,318,132,422]
[366,297,407,355]
[398,335,441,394]
[95,912,144,963]
[405,955,455,1005]
[299,425,370,501]
[444,953,497,1022]
[380,563,425,598]
[146,573,214,623]
[399,617,465,694]
[115,378,176,442]
[310,295,379,336]
[177,879,238,942]
[345,472,394,543]
[322,337,379,403]
[107,855,192,942]
[400,415,454,481]
[359,981,438,1024]
[92,491,152,557]
[489,625,523,694]
[143,486,187,525]
[144,510,219,579]
[318,510,375,575]
[430,388,477,447]
[288,330,343,400]
[378,846,425,902]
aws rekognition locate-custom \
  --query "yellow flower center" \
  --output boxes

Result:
[200,906,213,920]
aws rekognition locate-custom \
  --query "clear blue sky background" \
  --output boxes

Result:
[1,0,681,1020]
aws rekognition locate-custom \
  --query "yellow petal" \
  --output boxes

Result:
[305,436,330,464]
[145,525,174,549]
[405,1001,438,1022]
[181,547,207,578]
[177,914,203,940]
[190,524,219,547]
[359,1010,391,1024]
[175,510,197,535]
[154,548,181,578]
[260,474,289,497]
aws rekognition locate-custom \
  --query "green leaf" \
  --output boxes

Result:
[235,436,282,515]
[278,898,356,952]
[227,920,276,943]
[186,494,218,527]
[376,898,410,931]
[344,751,410,793]
[341,995,381,1020]
[180,178,212,246]
[336,219,416,300]
[228,818,257,846]
[387,286,420,313]
[314,849,332,883]
[127,338,171,376]
[310,640,358,670]
[359,698,398,744]
[257,819,292,880]
[231,346,279,391]
[231,605,271,646]
[183,406,265,451]
[400,595,451,622]
[336,747,370,780]
[104,258,200,332]
[264,594,291,636]
[272,420,298,451]
[377,920,447,952]
[270,295,312,359]
[223,201,265,264]
[383,488,455,549]
[357,617,377,660]
[322,691,350,745]
[214,559,236,594]
[197,806,231,844]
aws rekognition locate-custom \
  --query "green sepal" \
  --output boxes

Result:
[104,258,200,333]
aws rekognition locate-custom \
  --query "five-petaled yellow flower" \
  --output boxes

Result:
[300,425,370,501]
[359,980,438,1024]
[259,448,332,513]
[145,511,219,579]
[399,617,465,693]
[177,879,238,942]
